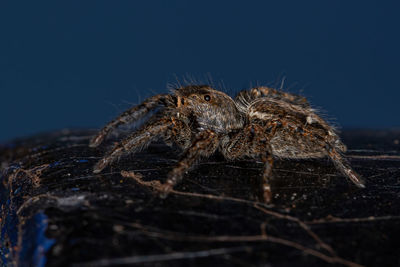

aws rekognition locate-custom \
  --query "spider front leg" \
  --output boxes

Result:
[93,116,173,173]
[160,130,219,198]
[90,94,168,147]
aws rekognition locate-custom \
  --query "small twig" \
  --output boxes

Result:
[73,246,251,266]
[103,220,363,267]
[121,170,262,206]
[122,170,334,254]
[253,204,336,256]
[120,170,363,267]
[306,215,400,224]
[347,154,400,160]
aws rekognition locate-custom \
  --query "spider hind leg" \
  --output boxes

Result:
[327,147,365,188]
[260,152,274,203]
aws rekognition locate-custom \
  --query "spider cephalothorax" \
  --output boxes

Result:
[89,85,365,202]
[173,85,244,133]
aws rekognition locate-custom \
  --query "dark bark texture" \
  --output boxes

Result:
[1,129,399,267]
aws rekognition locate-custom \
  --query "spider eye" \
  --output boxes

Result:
[204,95,211,101]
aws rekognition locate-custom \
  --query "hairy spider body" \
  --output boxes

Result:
[90,85,365,202]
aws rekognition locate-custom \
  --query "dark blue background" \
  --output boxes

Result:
[1,1,399,142]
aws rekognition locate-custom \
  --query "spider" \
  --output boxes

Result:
[89,85,365,202]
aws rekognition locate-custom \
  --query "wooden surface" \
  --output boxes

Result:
[1,129,400,266]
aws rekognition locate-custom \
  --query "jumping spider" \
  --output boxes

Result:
[89,85,365,202]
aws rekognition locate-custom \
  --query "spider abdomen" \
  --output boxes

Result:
[269,130,327,159]
[247,98,343,159]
